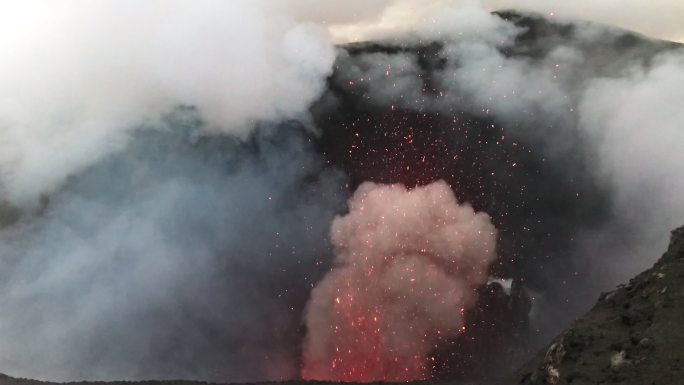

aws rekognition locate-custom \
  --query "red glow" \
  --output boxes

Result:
[302,182,497,382]
[302,291,430,382]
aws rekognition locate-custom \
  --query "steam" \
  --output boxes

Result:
[0,0,334,205]
[0,1,344,381]
[577,51,684,277]
[0,117,347,382]
[325,0,684,44]
[486,0,684,43]
[302,181,496,382]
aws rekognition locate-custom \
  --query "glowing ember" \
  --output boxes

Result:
[302,180,497,382]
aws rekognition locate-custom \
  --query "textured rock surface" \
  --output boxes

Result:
[515,226,684,385]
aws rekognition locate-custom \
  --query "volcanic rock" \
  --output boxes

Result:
[515,226,684,385]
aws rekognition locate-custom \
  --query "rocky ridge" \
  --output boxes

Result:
[515,226,684,385]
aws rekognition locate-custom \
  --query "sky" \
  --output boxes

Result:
[319,0,684,43]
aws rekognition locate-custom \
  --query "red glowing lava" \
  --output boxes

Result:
[302,181,497,382]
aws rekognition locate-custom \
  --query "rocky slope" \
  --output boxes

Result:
[514,226,684,385]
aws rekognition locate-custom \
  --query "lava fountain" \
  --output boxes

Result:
[302,180,497,382]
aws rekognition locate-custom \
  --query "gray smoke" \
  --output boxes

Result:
[576,51,684,280]
[0,0,335,205]
[0,111,346,381]
[0,1,348,381]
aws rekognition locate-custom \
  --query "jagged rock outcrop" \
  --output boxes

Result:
[516,226,684,385]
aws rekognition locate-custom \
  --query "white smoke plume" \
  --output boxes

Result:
[0,1,348,381]
[302,180,497,382]
[426,10,684,284]
[0,0,335,205]
[324,0,684,44]
[486,0,684,43]
[577,51,684,277]
[0,118,348,382]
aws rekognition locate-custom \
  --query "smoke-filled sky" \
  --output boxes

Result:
[322,0,684,43]
[0,1,682,383]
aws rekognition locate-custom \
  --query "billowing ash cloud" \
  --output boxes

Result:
[302,181,496,382]
[0,112,346,382]
[0,0,334,205]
